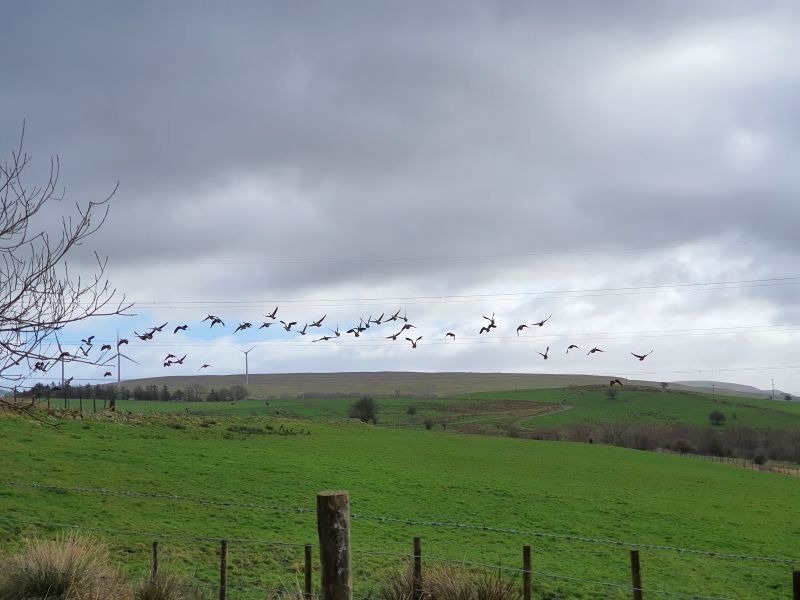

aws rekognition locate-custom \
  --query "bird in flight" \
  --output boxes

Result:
[387,309,402,323]
[64,377,74,385]
[164,353,177,361]
[78,346,89,356]
[386,332,400,341]
[174,324,189,334]
[371,313,384,326]
[445,332,456,340]
[406,336,422,349]
[516,324,528,336]
[81,336,95,346]
[174,355,187,365]
[313,336,332,342]
[311,314,327,327]
[209,317,225,328]
[117,338,129,347]
[483,313,497,328]
[610,379,624,386]
[479,325,492,334]
[631,350,654,361]
[532,316,551,327]
[163,360,173,368]
[151,322,168,333]
[566,344,580,353]
[280,320,297,332]
[346,326,361,338]
[587,347,604,355]
[100,344,112,352]
[399,323,415,332]
[265,306,279,319]
[202,314,220,322]
[361,316,372,330]
[134,331,154,341]
[199,364,211,370]
[537,346,550,360]
[58,351,70,359]
[400,310,409,323]
[104,371,113,377]
[259,321,275,329]
[297,323,309,336]
[34,361,47,372]
[330,324,341,337]
[234,322,252,333]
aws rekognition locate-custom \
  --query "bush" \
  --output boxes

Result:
[709,410,726,426]
[349,397,378,424]
[671,438,696,454]
[753,449,767,465]
[423,419,434,430]
[0,534,127,600]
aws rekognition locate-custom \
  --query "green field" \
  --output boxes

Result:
[1,410,799,598]
[50,385,800,432]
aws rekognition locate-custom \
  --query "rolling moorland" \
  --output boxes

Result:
[2,374,800,598]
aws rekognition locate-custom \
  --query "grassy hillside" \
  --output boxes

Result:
[64,385,800,431]
[1,412,798,598]
[117,371,630,397]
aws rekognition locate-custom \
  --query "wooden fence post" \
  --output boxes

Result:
[413,537,423,600]
[305,544,313,599]
[317,491,352,600]
[219,539,227,600]
[522,545,531,600]
[630,550,642,600]
[793,569,800,600]
[151,541,158,580]
[93,396,97,413]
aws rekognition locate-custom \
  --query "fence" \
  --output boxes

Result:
[679,452,800,477]
[2,481,800,598]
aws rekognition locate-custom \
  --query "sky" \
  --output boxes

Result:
[2,2,799,394]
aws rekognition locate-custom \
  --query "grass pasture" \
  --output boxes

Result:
[50,385,800,432]
[1,411,799,598]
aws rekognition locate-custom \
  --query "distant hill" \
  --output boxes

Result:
[673,380,794,400]
[119,371,627,398]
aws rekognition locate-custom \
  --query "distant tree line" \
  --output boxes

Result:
[511,422,800,464]
[18,382,248,403]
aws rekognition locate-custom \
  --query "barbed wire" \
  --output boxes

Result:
[3,480,798,565]
[0,480,315,515]
[0,515,312,547]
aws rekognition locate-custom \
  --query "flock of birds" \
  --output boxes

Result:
[47,307,655,383]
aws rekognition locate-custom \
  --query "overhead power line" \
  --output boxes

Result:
[105,234,800,267]
[115,275,800,309]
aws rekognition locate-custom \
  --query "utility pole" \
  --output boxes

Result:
[117,331,121,384]
[712,383,715,401]
[238,347,256,386]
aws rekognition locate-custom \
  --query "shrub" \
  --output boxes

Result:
[753,449,767,465]
[423,419,434,430]
[709,410,726,426]
[134,573,203,600]
[349,397,378,424]
[672,438,696,454]
[0,533,127,600]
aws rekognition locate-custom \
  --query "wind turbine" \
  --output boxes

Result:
[102,331,141,384]
[238,346,256,386]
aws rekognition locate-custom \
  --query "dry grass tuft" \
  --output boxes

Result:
[0,533,129,600]
[379,564,520,600]
[133,572,204,600]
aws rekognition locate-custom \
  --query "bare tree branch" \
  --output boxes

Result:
[0,122,133,410]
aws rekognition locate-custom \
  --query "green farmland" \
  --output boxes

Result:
[1,410,799,598]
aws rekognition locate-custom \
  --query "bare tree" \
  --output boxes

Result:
[0,123,132,411]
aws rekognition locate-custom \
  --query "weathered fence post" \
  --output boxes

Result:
[630,550,642,600]
[413,536,423,600]
[151,541,159,580]
[793,569,800,600]
[522,545,531,600]
[305,543,313,598]
[317,491,352,600]
[93,396,97,413]
[79,392,83,413]
[219,539,227,600]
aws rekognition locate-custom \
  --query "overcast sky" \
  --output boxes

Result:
[2,2,799,394]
